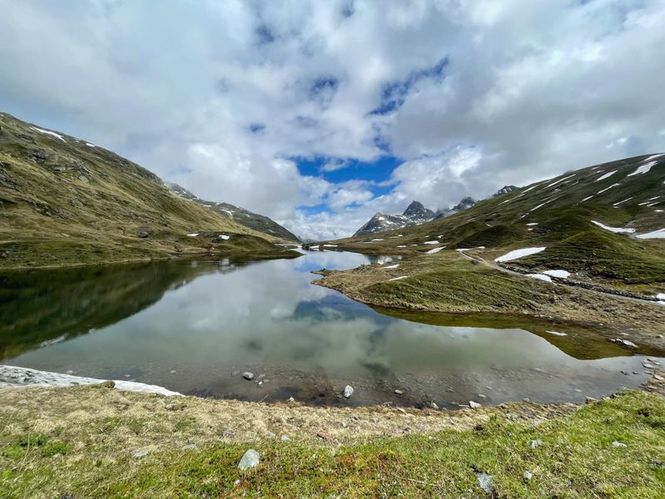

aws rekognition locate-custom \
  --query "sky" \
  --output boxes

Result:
[1,0,664,240]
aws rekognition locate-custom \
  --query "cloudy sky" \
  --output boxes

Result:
[1,0,664,239]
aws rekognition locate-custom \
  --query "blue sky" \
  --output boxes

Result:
[1,0,664,239]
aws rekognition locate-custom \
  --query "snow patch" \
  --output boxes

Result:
[0,365,181,396]
[542,269,571,279]
[636,228,665,239]
[595,170,616,182]
[495,247,546,263]
[597,183,621,195]
[389,276,408,281]
[546,330,568,337]
[426,246,445,254]
[85,142,96,148]
[424,240,439,245]
[627,161,656,176]
[384,264,400,269]
[186,233,199,237]
[30,126,65,142]
[591,221,636,234]
[546,174,575,188]
[219,234,230,240]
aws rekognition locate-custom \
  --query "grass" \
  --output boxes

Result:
[0,388,663,497]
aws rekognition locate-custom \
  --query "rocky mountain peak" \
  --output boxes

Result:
[402,201,434,219]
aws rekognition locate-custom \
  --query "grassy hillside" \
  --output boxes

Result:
[0,112,296,268]
[324,154,665,292]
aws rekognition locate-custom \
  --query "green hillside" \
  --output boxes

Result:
[0,113,296,268]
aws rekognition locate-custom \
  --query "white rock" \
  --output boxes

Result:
[477,472,493,493]
[612,441,627,448]
[523,470,533,481]
[238,449,260,470]
[469,400,482,409]
[394,389,404,395]
[529,439,542,449]
[242,372,255,380]
[343,385,354,399]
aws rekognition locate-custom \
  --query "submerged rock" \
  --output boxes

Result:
[238,449,260,470]
[343,385,354,399]
[394,389,404,395]
[242,372,255,381]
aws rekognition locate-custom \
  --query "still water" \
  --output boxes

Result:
[0,251,659,407]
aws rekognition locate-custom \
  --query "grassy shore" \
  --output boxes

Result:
[0,382,663,497]
[315,249,665,351]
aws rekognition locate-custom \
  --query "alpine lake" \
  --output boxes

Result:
[1,250,662,408]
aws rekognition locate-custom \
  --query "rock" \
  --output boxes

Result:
[610,338,637,348]
[281,435,290,441]
[585,397,598,404]
[242,372,254,380]
[612,441,627,448]
[238,449,260,470]
[523,470,533,481]
[343,385,354,399]
[137,230,150,238]
[394,389,404,395]
[430,401,439,410]
[287,396,295,402]
[477,393,486,399]
[529,439,542,449]
[469,400,481,409]
[477,472,493,493]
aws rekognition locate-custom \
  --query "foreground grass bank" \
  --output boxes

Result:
[1,385,663,497]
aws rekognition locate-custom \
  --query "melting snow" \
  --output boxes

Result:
[219,234,230,240]
[426,246,445,254]
[591,221,636,234]
[323,244,338,247]
[636,228,665,239]
[30,126,66,141]
[643,153,664,162]
[595,170,616,182]
[495,247,546,263]
[389,276,408,281]
[526,222,539,226]
[546,174,575,188]
[371,238,384,242]
[546,330,568,337]
[309,245,320,250]
[384,264,400,269]
[627,161,656,176]
[85,142,96,148]
[581,195,594,202]
[186,233,199,237]
[597,183,621,194]
[0,365,181,396]
[542,269,571,279]
[397,245,407,248]
[613,197,633,206]
[424,240,439,245]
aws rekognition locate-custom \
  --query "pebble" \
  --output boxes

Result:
[612,441,627,448]
[430,401,439,410]
[529,439,542,449]
[343,385,354,399]
[523,470,533,481]
[238,449,260,470]
[394,389,404,395]
[477,394,486,399]
[242,372,255,381]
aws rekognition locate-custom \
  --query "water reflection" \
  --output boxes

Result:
[1,251,661,407]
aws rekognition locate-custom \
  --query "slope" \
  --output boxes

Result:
[0,112,296,268]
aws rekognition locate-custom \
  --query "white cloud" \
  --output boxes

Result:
[1,0,664,239]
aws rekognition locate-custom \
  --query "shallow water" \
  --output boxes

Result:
[0,251,661,407]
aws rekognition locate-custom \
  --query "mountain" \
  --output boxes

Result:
[326,153,665,293]
[165,183,300,242]
[0,112,297,268]
[354,200,436,236]
[436,196,477,218]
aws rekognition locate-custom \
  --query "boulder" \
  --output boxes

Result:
[238,449,260,470]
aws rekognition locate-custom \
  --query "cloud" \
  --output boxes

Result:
[0,0,664,239]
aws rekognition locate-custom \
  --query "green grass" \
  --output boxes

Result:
[1,391,663,497]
